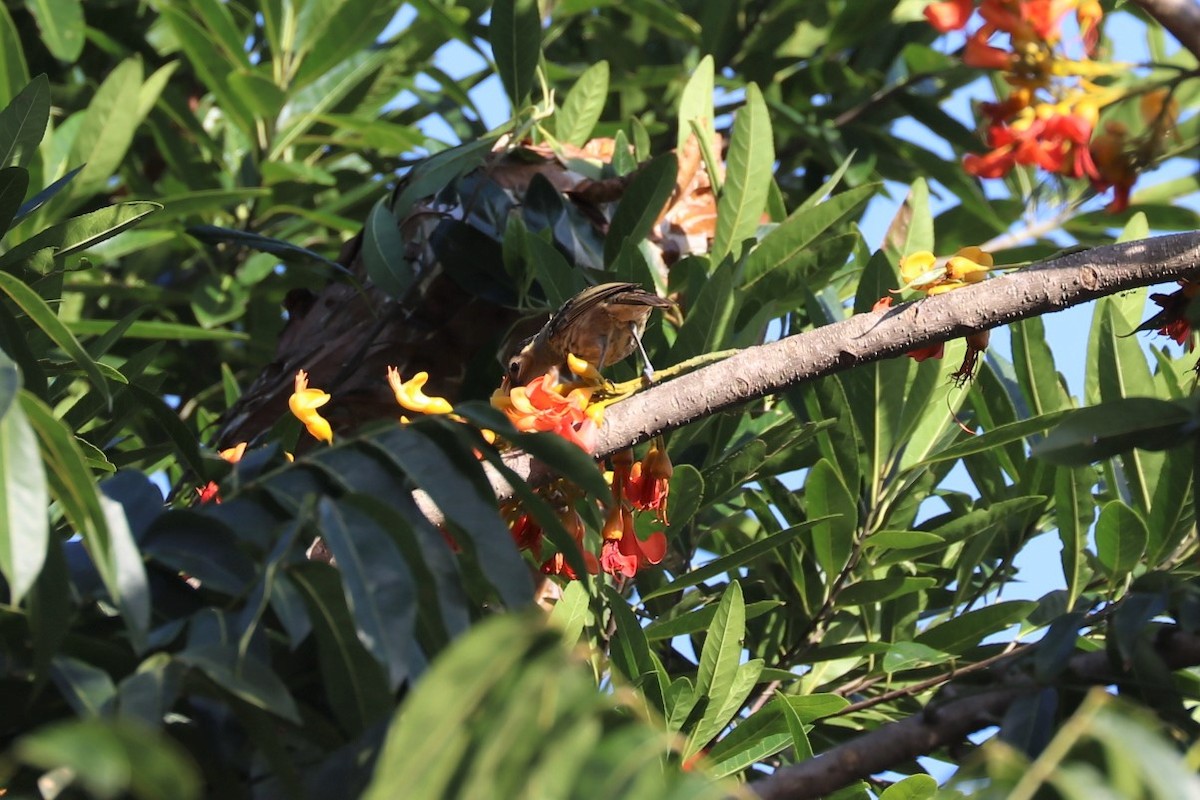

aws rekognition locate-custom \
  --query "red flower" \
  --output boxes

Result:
[509,512,543,559]
[540,508,599,580]
[924,0,974,32]
[599,506,667,579]
[626,446,672,524]
[196,481,221,504]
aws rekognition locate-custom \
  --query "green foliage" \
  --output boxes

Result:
[1,1,1200,798]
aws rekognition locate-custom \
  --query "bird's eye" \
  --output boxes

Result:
[508,359,521,378]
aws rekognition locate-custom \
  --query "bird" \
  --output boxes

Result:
[504,282,673,388]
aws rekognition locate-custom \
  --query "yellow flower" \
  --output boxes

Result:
[566,353,603,382]
[898,247,993,296]
[289,370,333,444]
[218,442,247,463]
[387,367,454,415]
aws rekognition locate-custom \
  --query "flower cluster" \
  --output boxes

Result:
[508,443,672,582]
[491,373,602,453]
[925,0,1177,212]
[876,246,995,385]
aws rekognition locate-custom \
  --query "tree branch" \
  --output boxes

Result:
[1132,0,1200,62]
[412,232,1200,524]
[749,627,1200,800]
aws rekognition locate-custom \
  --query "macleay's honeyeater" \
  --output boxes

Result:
[505,282,672,387]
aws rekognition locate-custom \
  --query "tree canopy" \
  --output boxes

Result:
[2,1,1200,798]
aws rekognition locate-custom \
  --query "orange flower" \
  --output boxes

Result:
[540,508,599,580]
[387,367,454,415]
[219,442,247,463]
[289,370,333,444]
[924,0,973,32]
[626,445,672,524]
[494,374,599,452]
[599,506,667,579]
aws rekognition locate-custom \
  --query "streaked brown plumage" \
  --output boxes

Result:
[506,282,673,387]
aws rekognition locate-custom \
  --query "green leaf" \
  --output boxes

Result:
[712,83,773,263]
[0,272,112,409]
[0,378,48,604]
[1011,316,1070,414]
[177,645,300,724]
[603,151,677,266]
[779,696,813,761]
[490,0,541,108]
[289,565,393,735]
[688,657,763,758]
[316,497,419,689]
[24,0,85,62]
[1094,500,1148,581]
[362,197,414,299]
[677,54,714,151]
[548,579,589,646]
[883,641,953,672]
[49,656,116,716]
[390,137,496,218]
[920,410,1070,465]
[67,58,144,200]
[64,319,249,341]
[0,74,49,168]
[0,201,161,274]
[369,425,533,609]
[863,530,944,549]
[641,520,818,601]
[1054,466,1094,608]
[557,61,609,146]
[21,393,148,643]
[1,166,29,237]
[879,774,938,800]
[644,600,782,641]
[292,0,397,88]
[1033,398,1195,465]
[694,580,745,703]
[744,183,877,287]
[915,600,1036,653]
[0,5,29,108]
[807,459,856,579]
[16,718,201,800]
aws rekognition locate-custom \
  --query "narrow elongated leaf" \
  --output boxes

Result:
[362,197,413,299]
[695,581,746,705]
[0,5,29,108]
[807,459,856,579]
[16,718,201,800]
[317,497,419,689]
[921,410,1070,465]
[0,74,49,168]
[67,58,143,200]
[603,152,678,266]
[712,83,773,263]
[289,565,393,735]
[0,381,48,603]
[50,656,116,716]
[779,697,813,761]
[0,201,161,274]
[176,645,300,723]
[0,272,111,409]
[677,54,714,151]
[645,600,783,641]
[1033,398,1194,465]
[1054,466,1094,608]
[25,0,85,62]
[390,137,496,217]
[557,61,609,146]
[0,165,28,236]
[490,0,541,107]
[642,521,819,601]
[1095,500,1148,581]
[688,658,763,758]
[744,183,877,286]
[915,600,1036,653]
